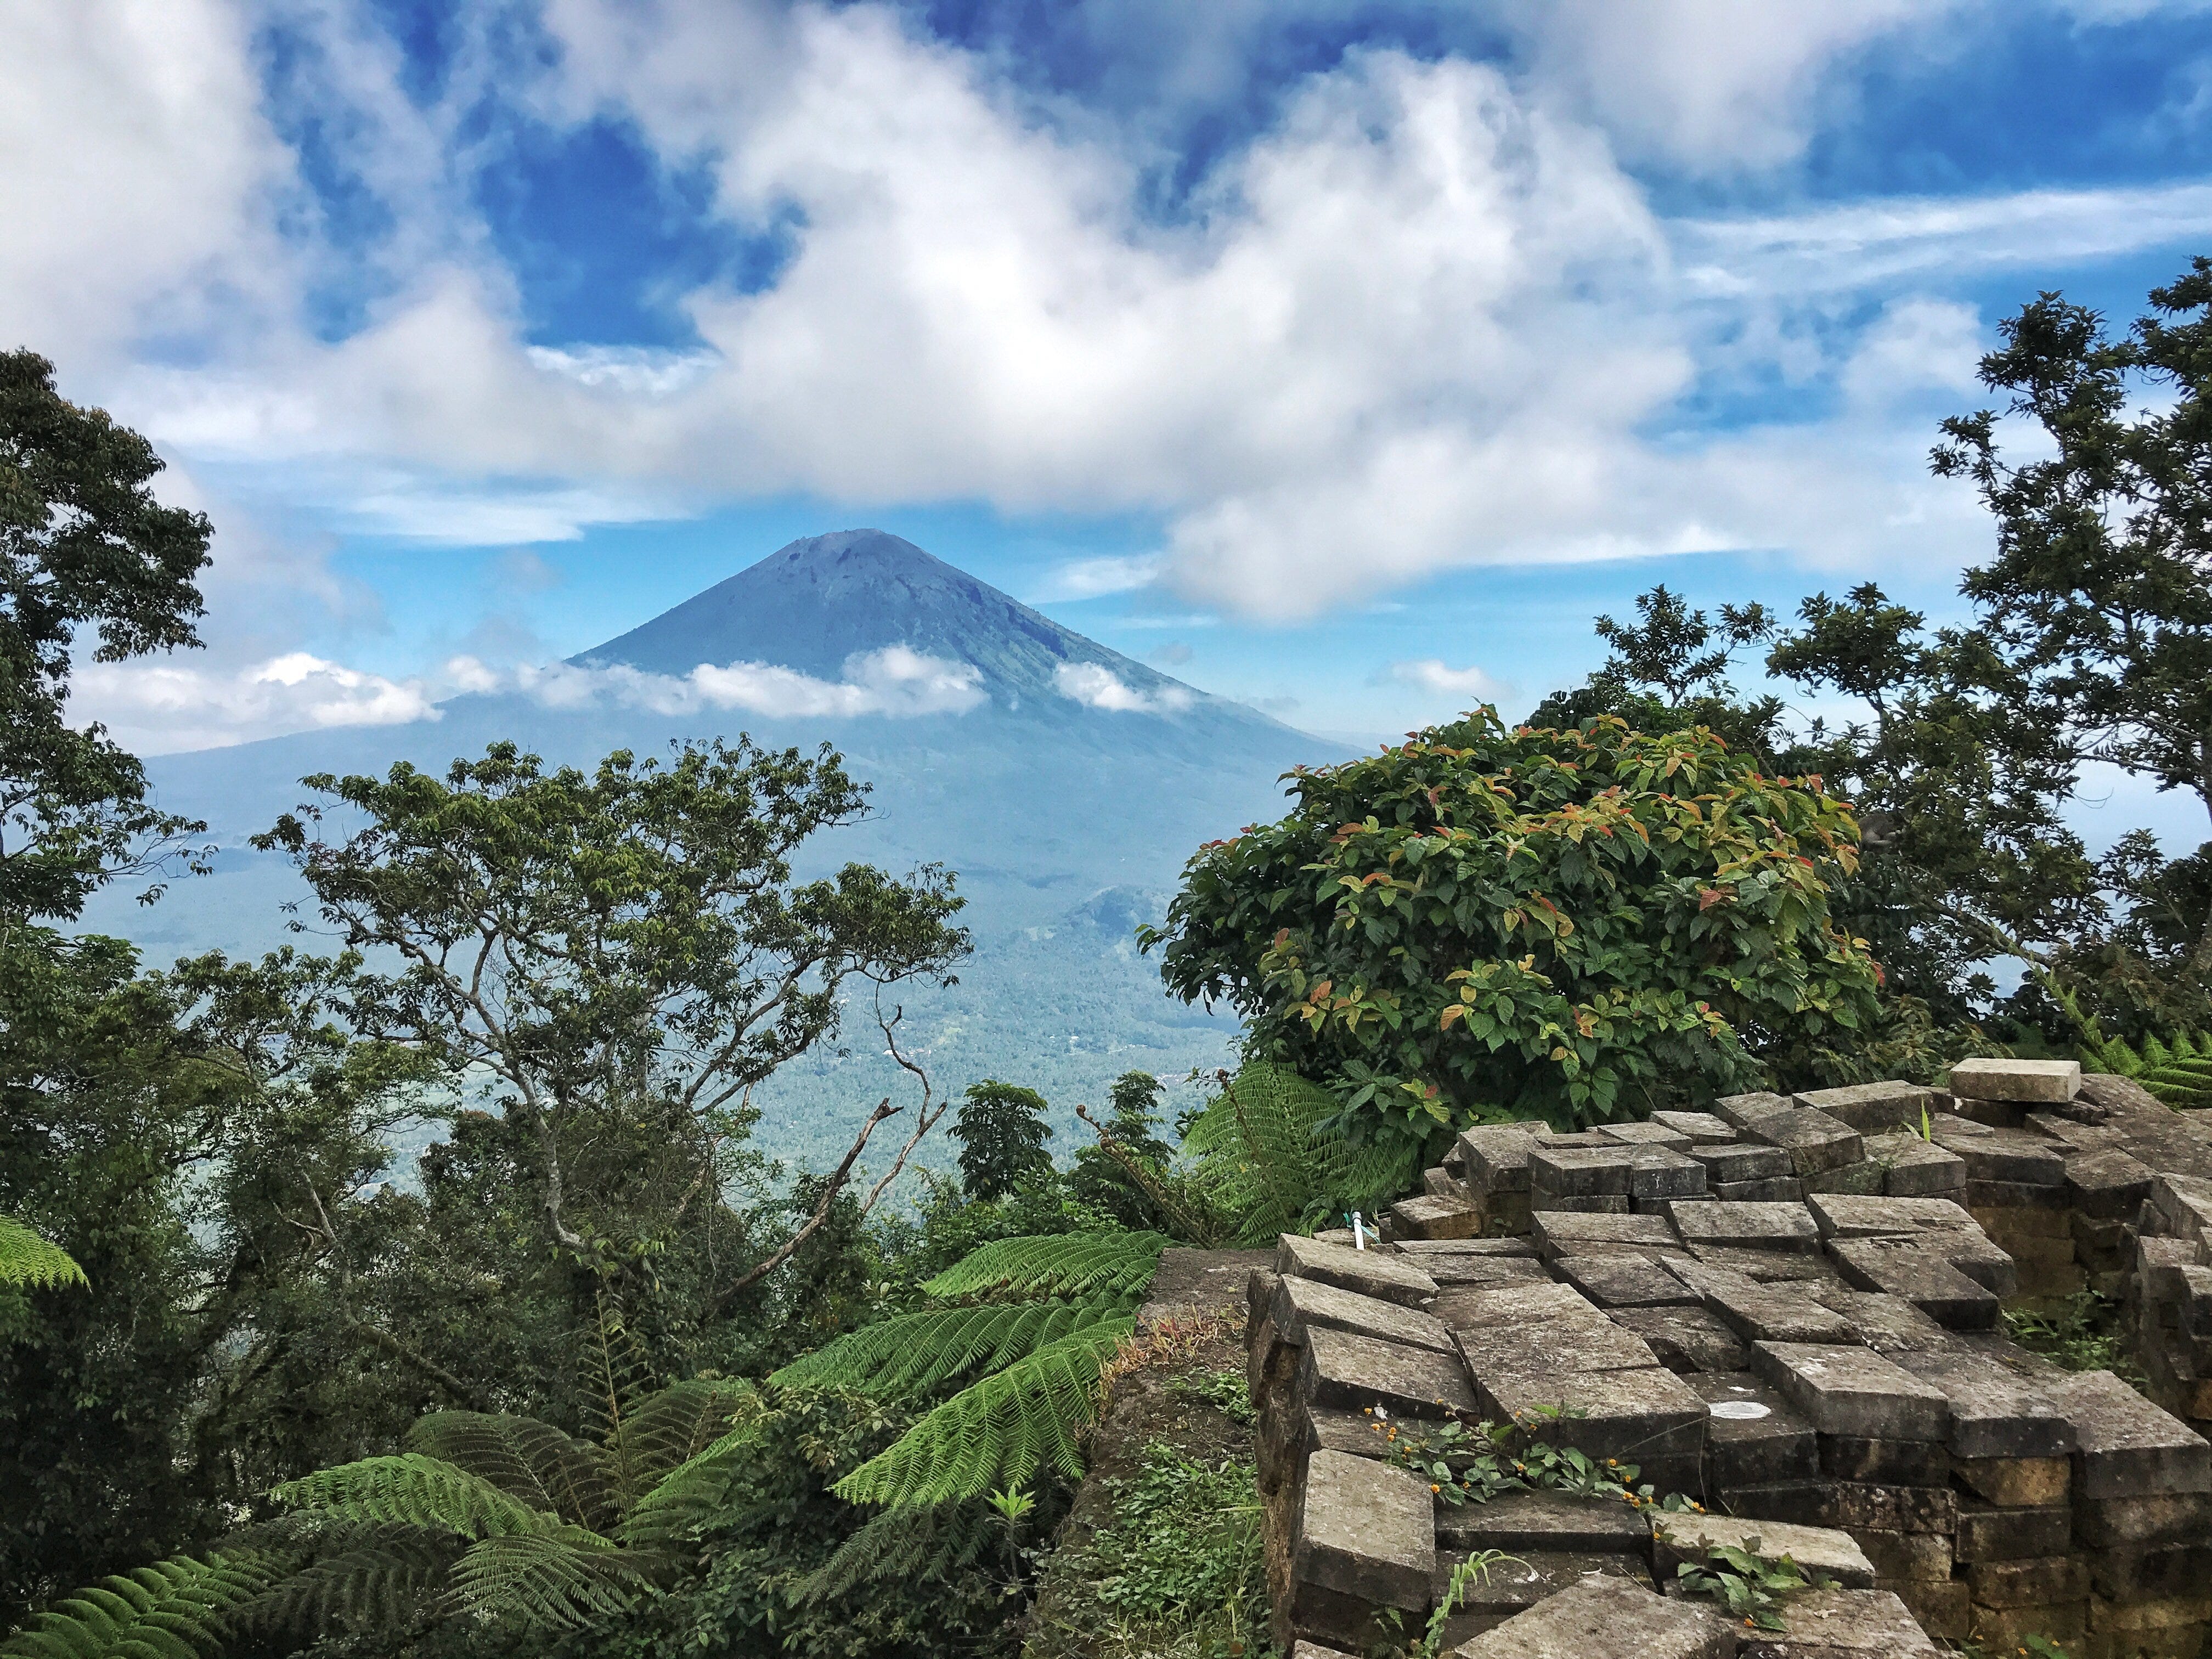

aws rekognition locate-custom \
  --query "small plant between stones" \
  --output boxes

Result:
[1662,1537,1826,1633]
[2002,1291,2145,1383]
[1365,1406,1704,1514]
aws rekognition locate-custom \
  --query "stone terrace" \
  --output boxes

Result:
[1252,1062,2212,1658]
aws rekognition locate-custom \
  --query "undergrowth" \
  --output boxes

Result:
[2002,1293,2146,1385]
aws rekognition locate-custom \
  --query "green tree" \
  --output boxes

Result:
[1143,709,1881,1141]
[950,1081,1054,1203]
[1065,1070,1178,1231]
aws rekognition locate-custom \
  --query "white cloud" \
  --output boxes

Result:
[72,652,440,755]
[1384,659,1509,702]
[1028,554,1165,601]
[1053,662,1194,714]
[492,644,988,719]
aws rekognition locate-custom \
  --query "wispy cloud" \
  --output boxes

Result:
[1026,554,1165,602]
[482,645,989,720]
[1053,662,1193,714]
[1382,659,1509,702]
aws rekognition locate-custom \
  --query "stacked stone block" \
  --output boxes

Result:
[1249,1065,2212,1657]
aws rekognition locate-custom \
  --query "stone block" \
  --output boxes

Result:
[1455,1311,1661,1379]
[1888,1578,1971,1642]
[1532,1209,1684,1258]
[1457,1125,1541,1195]
[1599,1120,1694,1148]
[1432,1486,1654,1553]
[2091,1545,2212,1603]
[1290,1643,1356,1659]
[2075,1491,2212,1549]
[1475,1362,1708,1463]
[1801,1161,1888,1198]
[1610,1305,1752,1375]
[1864,1133,1968,1197]
[2044,1369,2212,1498]
[1948,1056,2083,1104]
[1715,1091,1795,1127]
[1655,1110,1739,1144]
[2086,1593,2212,1633]
[1396,1236,1541,1259]
[1804,1193,1977,1237]
[1678,1262,1863,1346]
[1629,1149,1712,1201]
[1729,1479,1957,1533]
[1420,1255,1550,1289]
[1745,1109,1866,1177]
[1751,1342,1950,1441]
[1276,1234,1440,1308]
[1433,1549,1654,1641]
[1532,1192,1632,1214]
[1430,1279,1594,1334]
[1686,1142,1793,1183]
[2150,1173,2212,1245]
[2067,1149,2158,1221]
[1968,1554,2090,1609]
[1273,1274,1456,1354]
[1687,1371,1818,1487]
[1713,1177,1807,1203]
[1803,1288,1953,1355]
[1969,1602,2087,1646]
[1297,1325,1479,1419]
[1946,1127,2070,1187]
[1954,1454,2072,1507]
[1668,1200,1820,1252]
[1889,1346,2073,1459]
[1734,1587,1943,1658]
[1968,1179,2072,1211]
[1292,1448,1436,1610]
[1389,1195,1485,1240]
[1854,1527,1952,1582]
[1558,1255,1702,1309]
[1302,1402,1396,1462]
[1955,1498,2072,1562]
[1827,1237,2001,1330]
[1650,1514,1875,1588]
[1794,1081,1932,1135]
[1818,1435,1945,1485]
[1424,1166,1468,1201]
[1452,1572,1737,1658]
[1529,1144,1641,1197]
[1684,1244,1838,1282]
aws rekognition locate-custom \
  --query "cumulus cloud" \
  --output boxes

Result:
[1053,662,1194,714]
[1383,659,1509,702]
[73,652,441,755]
[481,644,988,720]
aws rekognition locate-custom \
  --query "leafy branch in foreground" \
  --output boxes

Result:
[0,1215,86,1290]
[0,1551,278,1659]
[1179,1063,1415,1245]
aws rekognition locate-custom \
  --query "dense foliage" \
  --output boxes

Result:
[1144,710,1881,1137]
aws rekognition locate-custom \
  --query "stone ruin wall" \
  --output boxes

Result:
[1247,1059,2212,1658]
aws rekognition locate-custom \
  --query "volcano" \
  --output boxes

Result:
[93,531,1351,1160]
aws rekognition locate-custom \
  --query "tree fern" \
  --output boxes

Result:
[920,1233,1166,1301]
[796,1500,998,1602]
[237,1528,451,1640]
[0,1215,87,1290]
[274,1454,557,1539]
[833,1316,1135,1509]
[1,1551,278,1659]
[612,1377,759,1484]
[576,1294,657,1500]
[2081,1030,2212,1108]
[1181,1063,1416,1244]
[404,1412,618,1531]
[447,1528,649,1630]
[614,1417,775,1551]
[770,1296,1131,1397]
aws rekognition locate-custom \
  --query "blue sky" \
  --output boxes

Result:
[9,1,2212,849]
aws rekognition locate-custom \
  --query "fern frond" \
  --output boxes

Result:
[444,1528,648,1631]
[275,1455,557,1540]
[2138,1056,2212,1109]
[405,1412,618,1532]
[1182,1063,1415,1244]
[833,1317,1134,1509]
[577,1293,657,1499]
[0,1216,87,1291]
[614,1379,761,1485]
[921,1234,1166,1302]
[614,1418,774,1551]
[2,1550,278,1659]
[795,1500,997,1603]
[770,1296,1130,1397]
[238,1526,453,1638]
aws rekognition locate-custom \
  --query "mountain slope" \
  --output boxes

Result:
[88,532,1353,1166]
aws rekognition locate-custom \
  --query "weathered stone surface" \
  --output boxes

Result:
[1424,1166,1469,1201]
[1826,1235,2000,1330]
[1396,1237,1539,1258]
[1734,1587,1942,1659]
[1795,1082,1932,1135]
[1655,1110,1739,1144]
[1675,1261,1864,1346]
[1293,1448,1436,1609]
[1683,1244,1839,1282]
[2044,1368,2212,1498]
[1654,1513,1876,1588]
[1688,1370,1819,1486]
[1430,1279,1593,1331]
[1965,1602,2086,1647]
[1855,1527,1953,1584]
[1528,1144,1640,1197]
[1455,1311,1662,1378]
[1629,1148,1711,1201]
[1953,1454,2072,1507]
[1302,1402,1396,1461]
[2064,1148,2157,1220]
[1558,1255,1702,1308]
[1389,1194,1485,1240]
[1728,1479,1959,1533]
[1689,1142,1795,1183]
[1456,1125,1542,1195]
[1862,1132,1968,1197]
[1612,1305,1754,1374]
[1434,1549,1654,1639]
[2091,1544,2212,1602]
[1745,1109,1866,1177]
[1948,1057,2083,1104]
[2074,1491,2212,1549]
[1277,1234,1440,1307]
[1432,1486,1653,1553]
[1818,1434,1946,1485]
[1805,1193,1977,1237]
[1941,1126,2070,1187]
[1799,1160,1888,1197]
[1530,1192,1630,1213]
[1298,1325,1479,1418]
[1890,1346,2074,1459]
[1968,1554,2091,1609]
[1716,1091,1796,1128]
[1273,1273,1455,1354]
[1475,1363,1707,1462]
[1599,1120,1694,1148]
[1714,1177,1808,1203]
[1289,1641,1357,1659]
[1532,1208,1685,1257]
[1752,1342,1950,1441]
[1802,1288,1953,1355]
[1667,1200,1820,1252]
[1887,1579,1971,1644]
[1455,1572,1738,1658]
[1955,1498,2072,1562]
[1420,1254,1551,1289]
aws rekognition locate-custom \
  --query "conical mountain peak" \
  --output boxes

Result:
[577,528,1189,708]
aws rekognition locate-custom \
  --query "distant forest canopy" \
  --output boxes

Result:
[1,264,2209,1659]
